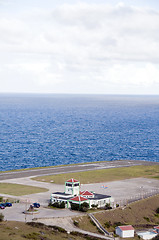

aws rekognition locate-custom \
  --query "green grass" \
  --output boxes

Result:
[0,221,88,240]
[73,194,159,236]
[32,165,159,184]
[0,183,48,196]
[0,161,106,173]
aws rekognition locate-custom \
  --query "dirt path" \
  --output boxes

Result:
[33,216,113,240]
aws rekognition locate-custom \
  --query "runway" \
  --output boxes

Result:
[0,160,158,180]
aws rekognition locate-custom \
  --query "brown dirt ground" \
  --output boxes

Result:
[73,194,159,234]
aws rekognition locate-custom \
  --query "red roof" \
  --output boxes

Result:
[154,226,159,230]
[80,190,94,196]
[66,178,79,183]
[118,226,134,231]
[70,196,88,201]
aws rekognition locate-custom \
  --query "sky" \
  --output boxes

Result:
[0,0,159,95]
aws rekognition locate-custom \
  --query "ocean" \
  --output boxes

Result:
[0,94,158,171]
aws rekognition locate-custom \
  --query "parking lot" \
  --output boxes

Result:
[0,176,159,223]
[0,202,83,222]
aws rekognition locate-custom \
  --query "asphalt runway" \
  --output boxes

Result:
[0,160,158,180]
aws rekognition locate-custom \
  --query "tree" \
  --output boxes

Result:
[59,201,65,208]
[0,213,4,222]
[70,202,80,211]
[80,202,89,212]
[156,207,159,214]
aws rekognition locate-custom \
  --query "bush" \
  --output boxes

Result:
[104,221,112,228]
[51,201,65,208]
[0,196,3,202]
[23,232,39,240]
[105,203,112,210]
[73,220,79,227]
[91,204,98,208]
[71,202,89,212]
[113,222,123,227]
[80,202,89,212]
[0,213,4,222]
[71,202,80,211]
[59,201,65,208]
[156,208,159,214]
[143,217,150,222]
[52,202,59,208]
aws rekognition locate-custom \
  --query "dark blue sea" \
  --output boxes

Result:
[0,94,159,171]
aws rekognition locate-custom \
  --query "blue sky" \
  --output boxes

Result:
[0,0,159,94]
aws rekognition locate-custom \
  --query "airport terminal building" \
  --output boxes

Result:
[50,178,114,208]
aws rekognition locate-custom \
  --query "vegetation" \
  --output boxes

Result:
[73,194,159,234]
[0,213,4,222]
[153,234,159,240]
[0,183,48,196]
[105,203,112,210]
[32,165,159,184]
[91,204,98,209]
[0,221,89,240]
[49,201,65,208]
[71,202,89,212]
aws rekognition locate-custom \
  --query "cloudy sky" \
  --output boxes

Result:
[0,0,159,95]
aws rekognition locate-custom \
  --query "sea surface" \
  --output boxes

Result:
[0,94,159,171]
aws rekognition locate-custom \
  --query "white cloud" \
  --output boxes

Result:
[0,2,159,94]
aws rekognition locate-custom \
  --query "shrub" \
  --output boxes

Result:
[0,213,4,222]
[52,202,59,208]
[0,196,3,202]
[104,221,112,228]
[59,201,65,208]
[105,203,112,210]
[71,202,89,212]
[80,202,89,212]
[143,217,150,222]
[90,219,96,226]
[91,204,98,208]
[51,201,65,208]
[113,222,123,227]
[156,208,159,214]
[23,232,39,240]
[73,220,79,227]
[71,202,80,211]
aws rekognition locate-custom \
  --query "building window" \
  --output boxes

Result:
[66,183,72,187]
[74,183,79,187]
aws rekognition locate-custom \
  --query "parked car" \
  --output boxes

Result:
[1,202,12,207]
[4,202,12,207]
[33,202,40,208]
[0,204,5,209]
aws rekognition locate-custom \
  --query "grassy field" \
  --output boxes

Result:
[73,194,159,235]
[0,221,87,240]
[32,165,159,184]
[0,183,48,196]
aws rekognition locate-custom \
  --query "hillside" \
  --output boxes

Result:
[73,194,159,234]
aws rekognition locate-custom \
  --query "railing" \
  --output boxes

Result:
[88,213,112,237]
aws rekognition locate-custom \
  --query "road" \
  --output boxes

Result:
[0,160,158,180]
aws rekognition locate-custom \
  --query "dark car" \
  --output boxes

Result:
[4,202,12,207]
[33,202,40,208]
[0,204,5,209]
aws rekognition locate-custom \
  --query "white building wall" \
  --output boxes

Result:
[122,230,134,238]
[115,228,122,237]
[115,228,134,238]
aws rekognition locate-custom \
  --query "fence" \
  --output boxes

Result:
[113,188,159,208]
